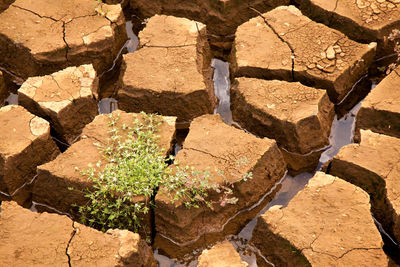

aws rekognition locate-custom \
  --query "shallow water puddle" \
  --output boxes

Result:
[98,97,118,114]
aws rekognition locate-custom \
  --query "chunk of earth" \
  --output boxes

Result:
[0,0,127,78]
[154,114,286,254]
[231,5,377,103]
[252,171,388,266]
[0,105,59,207]
[18,64,99,144]
[328,129,400,241]
[0,201,157,267]
[117,15,215,123]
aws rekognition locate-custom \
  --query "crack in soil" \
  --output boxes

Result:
[66,221,77,267]
[248,6,295,81]
[12,4,58,22]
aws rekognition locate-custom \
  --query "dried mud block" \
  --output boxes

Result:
[231,6,376,103]
[329,130,400,241]
[32,110,176,227]
[0,105,59,206]
[0,201,157,267]
[18,64,99,144]
[356,66,400,139]
[231,78,334,172]
[197,241,248,267]
[0,0,126,78]
[294,0,400,43]
[118,15,215,122]
[155,114,286,248]
[252,172,388,266]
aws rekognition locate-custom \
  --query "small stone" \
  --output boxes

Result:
[326,46,336,59]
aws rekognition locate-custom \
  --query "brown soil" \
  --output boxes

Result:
[197,241,248,267]
[117,15,215,122]
[0,105,59,206]
[252,172,388,266]
[356,66,400,139]
[32,110,176,222]
[18,64,99,144]
[328,130,400,242]
[0,201,157,267]
[231,5,377,103]
[0,0,127,79]
[155,114,286,250]
[231,78,334,154]
[294,0,400,42]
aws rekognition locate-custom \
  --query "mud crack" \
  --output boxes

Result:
[66,221,77,267]
[249,6,295,81]
[12,4,58,22]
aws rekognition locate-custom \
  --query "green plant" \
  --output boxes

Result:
[76,112,252,233]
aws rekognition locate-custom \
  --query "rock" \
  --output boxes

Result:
[0,105,59,206]
[155,114,286,248]
[18,64,99,144]
[356,66,400,138]
[129,0,290,37]
[0,70,6,104]
[117,15,215,123]
[231,78,334,154]
[0,0,126,79]
[252,172,388,266]
[32,110,176,224]
[328,130,400,241]
[0,201,157,267]
[231,5,377,103]
[294,0,400,42]
[197,241,248,267]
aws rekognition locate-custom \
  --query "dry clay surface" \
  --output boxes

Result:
[0,0,126,78]
[231,78,334,154]
[0,105,59,206]
[18,64,99,144]
[295,0,400,42]
[232,5,376,103]
[0,201,157,267]
[252,172,388,266]
[155,114,286,245]
[197,241,248,267]
[118,15,215,122]
[329,130,400,241]
[356,66,400,138]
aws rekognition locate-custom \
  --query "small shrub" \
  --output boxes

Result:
[76,112,252,233]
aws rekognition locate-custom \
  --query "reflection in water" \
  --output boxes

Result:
[319,81,377,166]
[212,59,232,125]
[125,21,139,53]
[98,98,118,114]
[3,93,18,106]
